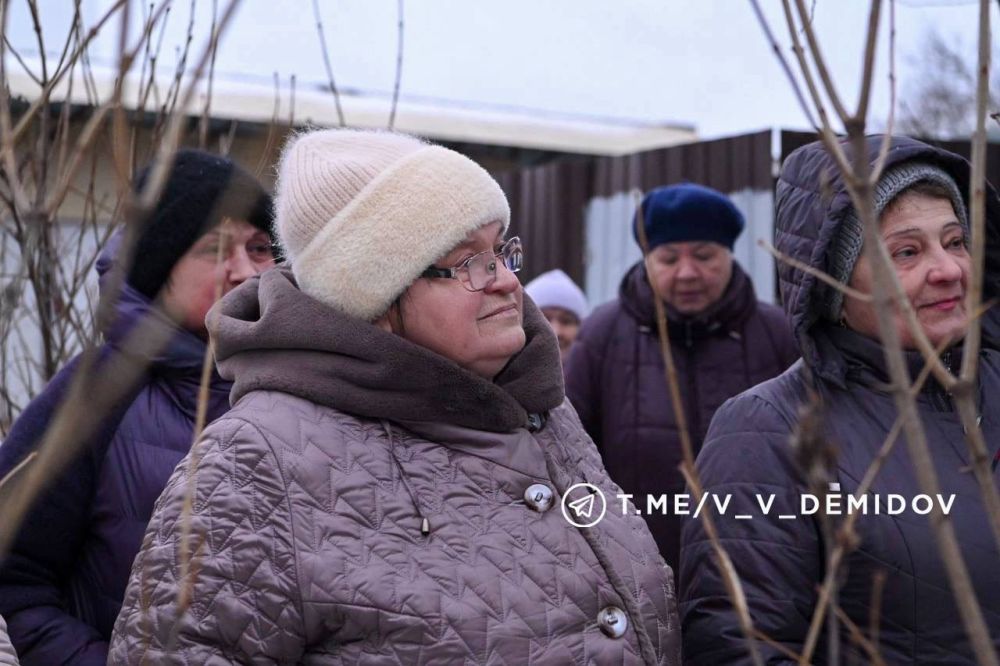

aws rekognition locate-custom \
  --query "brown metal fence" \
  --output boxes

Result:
[496,130,773,286]
[498,130,1000,289]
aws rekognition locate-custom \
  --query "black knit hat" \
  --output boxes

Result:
[127,149,275,299]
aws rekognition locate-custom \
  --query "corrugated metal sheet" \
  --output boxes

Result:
[497,131,776,305]
[498,131,999,310]
[593,131,773,197]
[496,130,774,289]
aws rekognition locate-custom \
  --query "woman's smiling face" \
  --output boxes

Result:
[844,190,970,349]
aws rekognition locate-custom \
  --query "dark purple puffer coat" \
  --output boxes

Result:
[680,136,1000,664]
[0,241,231,665]
[565,261,797,570]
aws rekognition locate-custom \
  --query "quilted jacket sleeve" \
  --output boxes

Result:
[107,418,304,664]
[679,392,822,665]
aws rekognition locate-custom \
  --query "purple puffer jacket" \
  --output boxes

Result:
[565,261,797,569]
[0,239,231,665]
[680,136,1000,664]
[109,268,681,664]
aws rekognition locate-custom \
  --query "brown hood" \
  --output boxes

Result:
[209,267,564,433]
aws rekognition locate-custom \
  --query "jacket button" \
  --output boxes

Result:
[597,605,628,639]
[523,484,555,512]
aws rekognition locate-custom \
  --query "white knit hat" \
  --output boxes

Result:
[274,129,510,320]
[524,269,588,322]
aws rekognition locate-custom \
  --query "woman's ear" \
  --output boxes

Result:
[372,312,393,333]
[374,295,406,335]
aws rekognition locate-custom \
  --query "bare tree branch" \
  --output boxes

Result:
[758,238,873,303]
[2,35,42,86]
[747,0,818,128]
[11,0,129,144]
[254,71,282,179]
[792,0,850,121]
[854,0,883,123]
[389,0,404,130]
[871,0,897,182]
[25,0,47,83]
[312,0,346,126]
[635,190,765,666]
[779,0,856,181]
[199,0,220,149]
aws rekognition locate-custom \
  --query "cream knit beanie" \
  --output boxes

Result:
[275,129,511,320]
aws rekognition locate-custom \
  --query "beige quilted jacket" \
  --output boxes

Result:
[109,269,680,664]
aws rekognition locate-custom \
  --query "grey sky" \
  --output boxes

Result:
[6,0,992,139]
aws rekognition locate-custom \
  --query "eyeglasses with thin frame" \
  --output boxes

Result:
[420,236,523,292]
[192,234,275,265]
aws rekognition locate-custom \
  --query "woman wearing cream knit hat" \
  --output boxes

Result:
[109,129,680,665]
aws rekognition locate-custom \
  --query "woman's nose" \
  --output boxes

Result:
[675,258,699,280]
[485,260,520,294]
[225,247,258,285]
[927,248,965,284]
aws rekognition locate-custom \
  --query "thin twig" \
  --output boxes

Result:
[312,0,346,126]
[634,190,764,666]
[961,0,993,385]
[254,72,282,179]
[800,331,947,661]
[2,36,42,86]
[10,0,129,144]
[44,103,113,214]
[951,0,1000,589]
[388,0,404,130]
[751,629,801,662]
[0,0,32,214]
[199,0,220,149]
[870,0,897,182]
[758,238,873,303]
[869,569,887,658]
[51,0,84,77]
[833,604,886,666]
[0,451,36,494]
[792,0,849,121]
[26,0,48,83]
[747,0,818,128]
[779,0,856,181]
[854,0,884,124]
[174,221,228,617]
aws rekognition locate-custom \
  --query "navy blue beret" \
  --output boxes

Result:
[634,183,745,251]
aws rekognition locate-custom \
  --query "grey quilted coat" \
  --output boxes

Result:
[109,268,681,664]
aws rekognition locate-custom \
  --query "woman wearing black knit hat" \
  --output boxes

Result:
[0,149,275,666]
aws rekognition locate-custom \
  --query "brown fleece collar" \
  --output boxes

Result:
[211,267,564,433]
